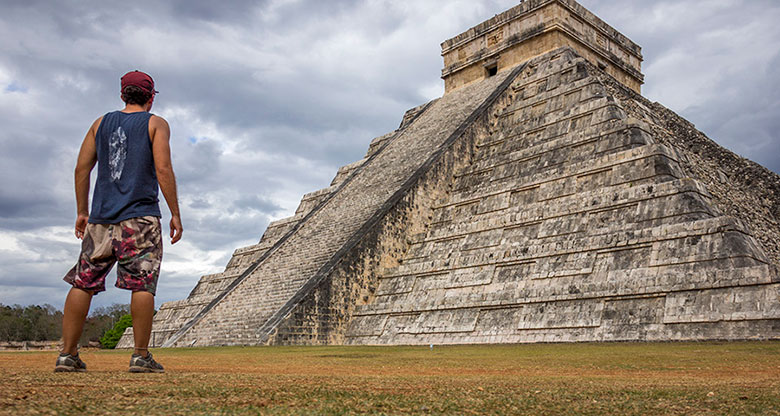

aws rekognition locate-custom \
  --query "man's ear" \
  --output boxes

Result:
[146,94,155,111]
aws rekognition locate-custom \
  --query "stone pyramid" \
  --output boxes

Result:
[118,0,780,348]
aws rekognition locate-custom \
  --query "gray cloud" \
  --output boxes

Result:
[682,50,780,172]
[585,0,780,172]
[0,0,778,310]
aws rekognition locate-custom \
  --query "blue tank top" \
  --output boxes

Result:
[89,111,161,224]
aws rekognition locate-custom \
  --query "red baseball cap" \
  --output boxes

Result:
[121,70,159,94]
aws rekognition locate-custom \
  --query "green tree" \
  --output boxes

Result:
[0,304,63,342]
[99,314,133,349]
[81,303,130,345]
[0,304,23,341]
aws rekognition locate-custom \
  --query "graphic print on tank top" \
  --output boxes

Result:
[108,126,127,182]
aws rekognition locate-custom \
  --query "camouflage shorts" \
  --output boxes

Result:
[64,216,162,295]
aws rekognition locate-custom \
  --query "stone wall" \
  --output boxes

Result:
[441,0,643,93]
[600,75,780,268]
[345,47,780,344]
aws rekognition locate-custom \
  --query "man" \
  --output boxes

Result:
[54,70,183,373]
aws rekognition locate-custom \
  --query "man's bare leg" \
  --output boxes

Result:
[61,287,93,356]
[131,291,155,357]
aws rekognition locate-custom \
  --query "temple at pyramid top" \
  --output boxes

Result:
[441,0,644,93]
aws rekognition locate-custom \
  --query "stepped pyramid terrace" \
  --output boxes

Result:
[119,0,780,348]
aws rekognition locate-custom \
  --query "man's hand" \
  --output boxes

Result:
[150,115,183,245]
[170,215,183,244]
[75,214,89,239]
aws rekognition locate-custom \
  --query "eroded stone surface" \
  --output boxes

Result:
[122,0,780,348]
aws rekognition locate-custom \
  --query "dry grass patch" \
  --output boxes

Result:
[1,342,779,415]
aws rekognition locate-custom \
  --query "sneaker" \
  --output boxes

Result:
[129,352,164,373]
[54,353,87,372]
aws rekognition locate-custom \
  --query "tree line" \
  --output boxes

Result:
[0,303,129,344]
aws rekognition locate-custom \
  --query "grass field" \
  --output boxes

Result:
[1,342,779,415]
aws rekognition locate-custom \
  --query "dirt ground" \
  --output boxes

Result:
[1,342,779,415]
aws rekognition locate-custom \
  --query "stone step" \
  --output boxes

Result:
[470,117,652,175]
[387,216,766,278]
[294,185,337,215]
[354,264,777,318]
[330,158,368,187]
[448,142,683,208]
[502,93,625,135]
[424,179,715,246]
[504,75,605,119]
[225,247,270,273]
[506,57,592,103]
[257,213,306,246]
[346,282,780,344]
[365,131,398,157]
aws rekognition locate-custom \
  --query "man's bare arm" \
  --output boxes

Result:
[149,115,183,244]
[73,117,100,239]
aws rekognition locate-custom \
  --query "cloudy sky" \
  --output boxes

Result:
[1,0,778,311]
